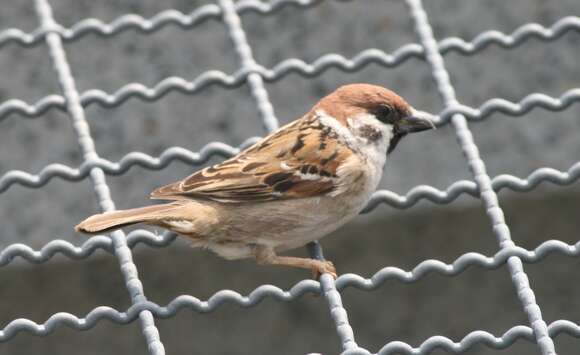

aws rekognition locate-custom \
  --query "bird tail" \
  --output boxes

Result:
[75,203,186,234]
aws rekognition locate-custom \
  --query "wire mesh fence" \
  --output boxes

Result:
[0,0,579,354]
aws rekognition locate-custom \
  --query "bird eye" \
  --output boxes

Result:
[375,105,397,124]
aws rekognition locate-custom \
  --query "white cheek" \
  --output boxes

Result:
[348,114,392,148]
[382,124,395,146]
[346,114,392,172]
[316,110,390,168]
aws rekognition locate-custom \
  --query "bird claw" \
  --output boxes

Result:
[311,260,337,280]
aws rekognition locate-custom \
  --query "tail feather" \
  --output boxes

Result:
[75,203,184,234]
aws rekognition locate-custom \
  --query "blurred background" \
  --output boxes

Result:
[0,0,579,354]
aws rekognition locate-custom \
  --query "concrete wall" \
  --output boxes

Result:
[0,0,579,354]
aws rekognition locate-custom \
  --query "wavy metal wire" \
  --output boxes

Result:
[5,315,580,355]
[0,0,359,49]
[1,14,580,120]
[1,0,578,51]
[3,309,580,354]
[1,138,578,200]
[0,0,578,354]
[34,0,164,354]
[1,160,579,268]
[0,0,334,49]
[406,0,563,354]
[218,0,279,133]
[3,238,579,343]
[0,132,578,198]
[344,320,580,355]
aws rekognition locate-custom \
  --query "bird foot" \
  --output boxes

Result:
[311,260,337,280]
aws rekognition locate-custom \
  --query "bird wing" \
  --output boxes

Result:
[150,113,355,203]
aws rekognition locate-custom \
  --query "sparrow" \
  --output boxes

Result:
[76,83,435,278]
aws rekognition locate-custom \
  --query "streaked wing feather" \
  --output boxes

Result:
[150,113,353,203]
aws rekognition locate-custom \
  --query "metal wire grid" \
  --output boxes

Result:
[0,0,579,354]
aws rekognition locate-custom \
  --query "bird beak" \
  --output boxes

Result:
[397,108,436,134]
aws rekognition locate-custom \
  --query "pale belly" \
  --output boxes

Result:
[190,185,373,260]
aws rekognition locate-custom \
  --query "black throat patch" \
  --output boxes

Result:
[387,132,406,154]
[359,124,383,143]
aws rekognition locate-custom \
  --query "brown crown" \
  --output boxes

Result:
[312,83,412,125]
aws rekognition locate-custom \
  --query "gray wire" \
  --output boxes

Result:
[34,0,164,353]
[2,237,580,344]
[405,0,556,354]
[0,131,578,201]
[1,58,578,121]
[2,1,577,50]
[219,0,279,132]
[344,319,580,355]
[1,159,578,268]
[308,242,360,351]
[0,0,346,49]
[220,0,359,350]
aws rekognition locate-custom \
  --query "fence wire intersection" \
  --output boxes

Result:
[0,0,578,354]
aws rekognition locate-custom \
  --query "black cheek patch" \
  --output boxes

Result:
[359,124,383,142]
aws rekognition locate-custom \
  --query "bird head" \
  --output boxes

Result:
[314,83,435,154]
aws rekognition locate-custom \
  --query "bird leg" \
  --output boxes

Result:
[254,246,337,279]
